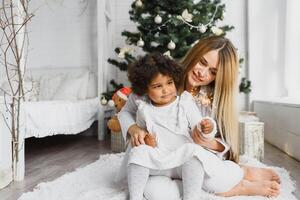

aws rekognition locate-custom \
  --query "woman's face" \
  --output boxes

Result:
[187,49,219,87]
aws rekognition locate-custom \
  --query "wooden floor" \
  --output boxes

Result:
[0,133,299,200]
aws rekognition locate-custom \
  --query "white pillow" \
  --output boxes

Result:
[86,72,97,99]
[144,176,182,200]
[23,79,40,102]
[53,72,89,101]
[39,74,65,100]
[0,78,40,102]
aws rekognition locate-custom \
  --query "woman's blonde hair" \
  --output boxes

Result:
[180,36,239,162]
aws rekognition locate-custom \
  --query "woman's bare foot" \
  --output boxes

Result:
[218,180,280,197]
[242,165,281,183]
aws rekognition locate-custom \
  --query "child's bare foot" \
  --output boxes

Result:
[242,165,281,183]
[218,180,280,197]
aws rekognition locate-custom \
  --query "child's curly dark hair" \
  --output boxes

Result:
[128,52,183,96]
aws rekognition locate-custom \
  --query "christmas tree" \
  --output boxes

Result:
[103,0,249,101]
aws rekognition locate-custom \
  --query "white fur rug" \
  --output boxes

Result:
[18,153,297,200]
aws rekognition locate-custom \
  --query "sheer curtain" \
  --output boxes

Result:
[248,0,300,102]
[284,0,300,99]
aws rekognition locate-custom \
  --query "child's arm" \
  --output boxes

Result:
[181,92,229,156]
[191,127,230,157]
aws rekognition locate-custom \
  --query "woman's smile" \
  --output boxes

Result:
[192,70,203,83]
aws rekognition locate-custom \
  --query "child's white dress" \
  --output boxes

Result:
[122,91,243,193]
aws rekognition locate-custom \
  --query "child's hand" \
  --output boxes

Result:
[199,118,213,134]
[192,127,207,145]
[144,133,157,148]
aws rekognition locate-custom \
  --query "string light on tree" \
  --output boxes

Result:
[154,14,162,24]
[167,40,176,50]
[106,0,245,100]
[178,5,219,34]
[137,37,145,47]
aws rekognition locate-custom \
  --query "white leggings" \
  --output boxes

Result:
[127,157,205,200]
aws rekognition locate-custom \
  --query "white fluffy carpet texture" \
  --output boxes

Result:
[18,153,297,200]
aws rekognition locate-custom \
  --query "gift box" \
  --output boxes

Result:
[239,112,264,161]
[110,131,126,153]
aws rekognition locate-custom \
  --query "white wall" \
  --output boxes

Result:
[221,0,247,110]
[108,0,137,88]
[284,0,300,98]
[109,0,248,110]
[248,0,287,102]
[27,0,98,71]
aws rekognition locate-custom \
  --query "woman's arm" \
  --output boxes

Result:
[191,127,225,152]
[117,94,148,146]
[192,127,230,159]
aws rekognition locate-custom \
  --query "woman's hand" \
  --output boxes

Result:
[128,124,148,146]
[192,127,224,152]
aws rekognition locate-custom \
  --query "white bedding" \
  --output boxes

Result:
[21,98,99,138]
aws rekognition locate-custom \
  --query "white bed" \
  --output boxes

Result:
[22,98,99,138]
[1,67,99,139]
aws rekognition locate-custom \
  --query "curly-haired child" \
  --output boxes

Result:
[125,52,244,200]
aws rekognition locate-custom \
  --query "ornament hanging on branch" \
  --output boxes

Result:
[193,0,201,4]
[163,50,172,58]
[107,0,244,100]
[154,14,162,24]
[135,0,143,7]
[137,37,145,47]
[167,40,176,50]
[197,24,207,33]
[100,97,108,105]
[178,5,219,33]
[211,26,223,36]
[181,9,193,22]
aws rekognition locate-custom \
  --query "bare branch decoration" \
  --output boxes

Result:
[0,0,34,181]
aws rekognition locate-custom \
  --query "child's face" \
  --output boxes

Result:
[147,73,177,107]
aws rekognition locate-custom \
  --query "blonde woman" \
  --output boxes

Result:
[179,36,280,196]
[118,36,280,198]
